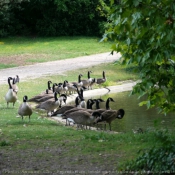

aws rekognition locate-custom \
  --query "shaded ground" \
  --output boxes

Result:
[0,140,122,175]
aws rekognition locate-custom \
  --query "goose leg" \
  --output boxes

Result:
[109,123,112,131]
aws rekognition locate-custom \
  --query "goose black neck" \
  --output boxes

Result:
[12,78,16,85]
[103,71,105,79]
[106,98,110,110]
[63,81,66,87]
[78,75,82,83]
[75,96,79,106]
[96,100,100,109]
[54,92,58,101]
[87,99,91,109]
[88,71,91,79]
[52,84,56,93]
[80,88,83,97]
[48,81,52,90]
[8,77,12,89]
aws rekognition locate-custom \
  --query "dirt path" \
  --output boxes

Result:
[0,52,121,85]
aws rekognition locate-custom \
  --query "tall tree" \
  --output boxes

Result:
[102,0,175,114]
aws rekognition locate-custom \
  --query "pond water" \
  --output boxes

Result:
[91,91,175,133]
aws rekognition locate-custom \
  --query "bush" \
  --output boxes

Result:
[0,0,109,37]
[122,129,175,174]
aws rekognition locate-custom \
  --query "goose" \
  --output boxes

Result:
[71,74,83,90]
[96,71,106,85]
[93,97,115,129]
[81,71,94,89]
[62,80,68,95]
[18,95,33,121]
[28,83,56,102]
[86,99,96,109]
[61,98,96,126]
[5,77,17,108]
[14,75,20,83]
[46,80,53,93]
[94,98,105,109]
[35,92,61,116]
[94,97,115,114]
[62,110,98,130]
[36,91,59,103]
[93,109,125,131]
[51,95,79,117]
[89,78,96,90]
[66,81,78,95]
[55,83,63,94]
[57,94,67,107]
[40,80,53,94]
[12,77,19,94]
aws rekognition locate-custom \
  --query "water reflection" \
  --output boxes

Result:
[91,91,175,133]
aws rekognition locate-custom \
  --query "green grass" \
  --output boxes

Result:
[0,36,113,69]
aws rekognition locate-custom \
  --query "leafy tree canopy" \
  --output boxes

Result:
[102,0,175,114]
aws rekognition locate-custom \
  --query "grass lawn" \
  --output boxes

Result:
[0,36,113,69]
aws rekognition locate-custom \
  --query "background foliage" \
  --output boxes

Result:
[102,0,175,172]
[102,0,175,114]
[0,0,109,37]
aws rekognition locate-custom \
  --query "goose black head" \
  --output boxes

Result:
[23,95,28,102]
[98,98,105,102]
[108,97,115,102]
[15,75,20,83]
[117,109,125,119]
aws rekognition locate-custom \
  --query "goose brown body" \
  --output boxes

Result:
[62,110,96,129]
[18,96,32,121]
[5,77,17,107]
[96,71,106,85]
[93,109,125,131]
[35,92,60,116]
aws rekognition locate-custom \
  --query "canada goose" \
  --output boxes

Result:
[36,91,58,103]
[28,83,56,102]
[14,75,20,83]
[94,98,105,109]
[5,77,17,108]
[81,71,94,89]
[47,80,53,93]
[51,95,79,116]
[89,78,96,90]
[18,95,32,121]
[28,89,50,102]
[57,94,67,107]
[40,80,53,94]
[93,109,125,131]
[71,74,83,90]
[96,71,106,85]
[93,97,115,130]
[12,77,19,94]
[87,99,96,109]
[62,80,68,95]
[55,82,63,94]
[62,110,97,130]
[94,97,115,113]
[66,81,78,95]
[35,92,61,116]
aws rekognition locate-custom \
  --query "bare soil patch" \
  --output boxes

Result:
[0,54,49,66]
